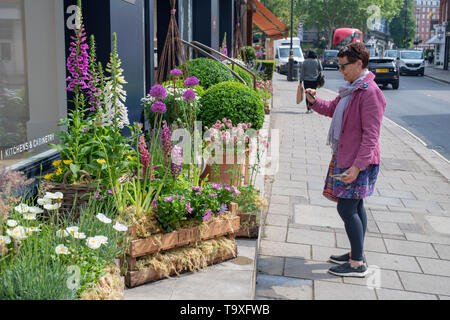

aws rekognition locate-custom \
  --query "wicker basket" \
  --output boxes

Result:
[40,170,99,217]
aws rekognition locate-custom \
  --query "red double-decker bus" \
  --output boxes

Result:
[332,28,363,49]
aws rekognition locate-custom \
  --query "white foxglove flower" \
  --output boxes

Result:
[86,237,102,249]
[6,219,18,227]
[56,229,69,238]
[66,226,79,236]
[28,206,44,214]
[23,213,37,220]
[112,221,128,232]
[96,213,112,224]
[72,231,86,239]
[14,204,29,213]
[44,203,61,211]
[0,236,11,245]
[6,226,28,240]
[55,244,70,255]
[94,235,108,245]
[37,197,52,206]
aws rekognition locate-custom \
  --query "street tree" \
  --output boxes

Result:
[388,0,417,48]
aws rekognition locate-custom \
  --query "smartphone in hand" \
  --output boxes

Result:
[306,92,315,100]
[331,173,348,181]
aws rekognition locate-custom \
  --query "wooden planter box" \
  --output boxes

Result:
[236,212,259,238]
[125,237,237,288]
[123,202,240,272]
[200,150,250,186]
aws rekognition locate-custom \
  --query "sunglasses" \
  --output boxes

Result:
[338,61,356,70]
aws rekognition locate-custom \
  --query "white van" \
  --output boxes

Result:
[275,45,304,75]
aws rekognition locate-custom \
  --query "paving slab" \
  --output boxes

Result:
[257,255,285,276]
[284,258,342,283]
[376,222,403,235]
[398,271,450,296]
[265,214,290,227]
[371,211,416,224]
[259,240,311,259]
[255,274,313,300]
[261,225,287,242]
[364,251,422,272]
[424,215,450,235]
[416,257,450,277]
[314,280,377,300]
[433,243,450,260]
[293,204,343,228]
[404,233,450,245]
[384,238,439,258]
[336,233,387,253]
[287,228,336,247]
[343,268,404,291]
[375,288,437,300]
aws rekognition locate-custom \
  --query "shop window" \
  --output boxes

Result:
[0,0,66,168]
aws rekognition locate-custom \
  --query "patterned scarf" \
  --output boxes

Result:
[327,70,369,154]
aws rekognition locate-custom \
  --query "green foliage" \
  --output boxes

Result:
[255,60,276,81]
[199,81,265,130]
[389,0,417,48]
[228,65,254,89]
[239,46,256,63]
[235,185,260,214]
[181,58,234,89]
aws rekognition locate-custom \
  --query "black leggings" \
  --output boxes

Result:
[337,198,367,261]
[303,80,318,111]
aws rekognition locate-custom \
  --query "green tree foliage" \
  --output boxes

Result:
[264,0,402,49]
[388,0,417,48]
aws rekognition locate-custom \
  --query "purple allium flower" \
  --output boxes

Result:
[150,101,167,114]
[164,196,174,202]
[182,89,196,101]
[184,76,199,87]
[149,85,167,99]
[170,68,183,77]
[203,209,212,221]
[256,51,263,57]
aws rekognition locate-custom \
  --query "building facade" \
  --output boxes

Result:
[415,0,441,48]
[0,0,237,178]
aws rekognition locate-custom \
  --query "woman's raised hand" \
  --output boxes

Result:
[305,88,317,104]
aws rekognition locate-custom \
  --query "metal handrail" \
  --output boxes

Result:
[191,41,257,91]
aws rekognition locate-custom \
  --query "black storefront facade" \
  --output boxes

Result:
[0,0,237,179]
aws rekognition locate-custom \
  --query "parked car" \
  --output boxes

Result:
[322,50,339,69]
[275,45,304,75]
[368,57,399,90]
[384,49,398,59]
[396,50,425,76]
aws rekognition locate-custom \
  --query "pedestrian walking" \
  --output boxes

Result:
[304,43,386,278]
[428,51,434,65]
[299,50,323,113]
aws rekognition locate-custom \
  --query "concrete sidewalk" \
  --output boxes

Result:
[255,72,450,300]
[425,65,450,84]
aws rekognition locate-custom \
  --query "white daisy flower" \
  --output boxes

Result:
[112,221,128,232]
[44,203,61,211]
[6,219,18,227]
[0,236,11,245]
[26,226,41,232]
[96,213,112,224]
[44,192,64,200]
[37,197,52,206]
[86,237,102,249]
[6,226,28,240]
[28,206,44,214]
[55,244,70,255]
[23,213,37,220]
[94,235,108,245]
[72,231,86,239]
[14,203,29,214]
[66,226,79,236]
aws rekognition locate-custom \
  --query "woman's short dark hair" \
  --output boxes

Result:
[307,50,317,59]
[337,43,369,69]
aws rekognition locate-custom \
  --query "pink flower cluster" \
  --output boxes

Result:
[205,118,252,146]
[161,120,172,163]
[256,80,273,91]
[139,134,152,178]
[66,25,92,94]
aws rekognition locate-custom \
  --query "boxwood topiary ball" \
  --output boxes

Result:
[199,81,265,130]
[181,58,235,90]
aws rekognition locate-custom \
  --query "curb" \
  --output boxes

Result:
[424,74,450,85]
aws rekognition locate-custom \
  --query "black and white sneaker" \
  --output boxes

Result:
[329,253,367,265]
[328,262,369,278]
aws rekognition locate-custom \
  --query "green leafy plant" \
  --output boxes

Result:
[181,58,234,89]
[199,81,265,130]
[239,46,256,63]
[255,60,276,81]
[227,64,254,89]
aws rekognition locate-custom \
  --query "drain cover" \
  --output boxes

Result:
[231,256,253,265]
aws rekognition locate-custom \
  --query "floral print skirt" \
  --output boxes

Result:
[326,155,379,199]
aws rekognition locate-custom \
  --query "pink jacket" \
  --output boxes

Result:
[310,72,386,170]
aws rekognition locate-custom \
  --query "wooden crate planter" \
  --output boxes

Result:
[200,151,250,186]
[123,203,240,277]
[125,236,237,288]
[236,212,259,238]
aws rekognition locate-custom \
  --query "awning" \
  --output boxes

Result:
[252,0,289,40]
[426,34,445,44]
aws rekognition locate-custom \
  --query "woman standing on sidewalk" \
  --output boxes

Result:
[300,50,322,113]
[305,43,386,278]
